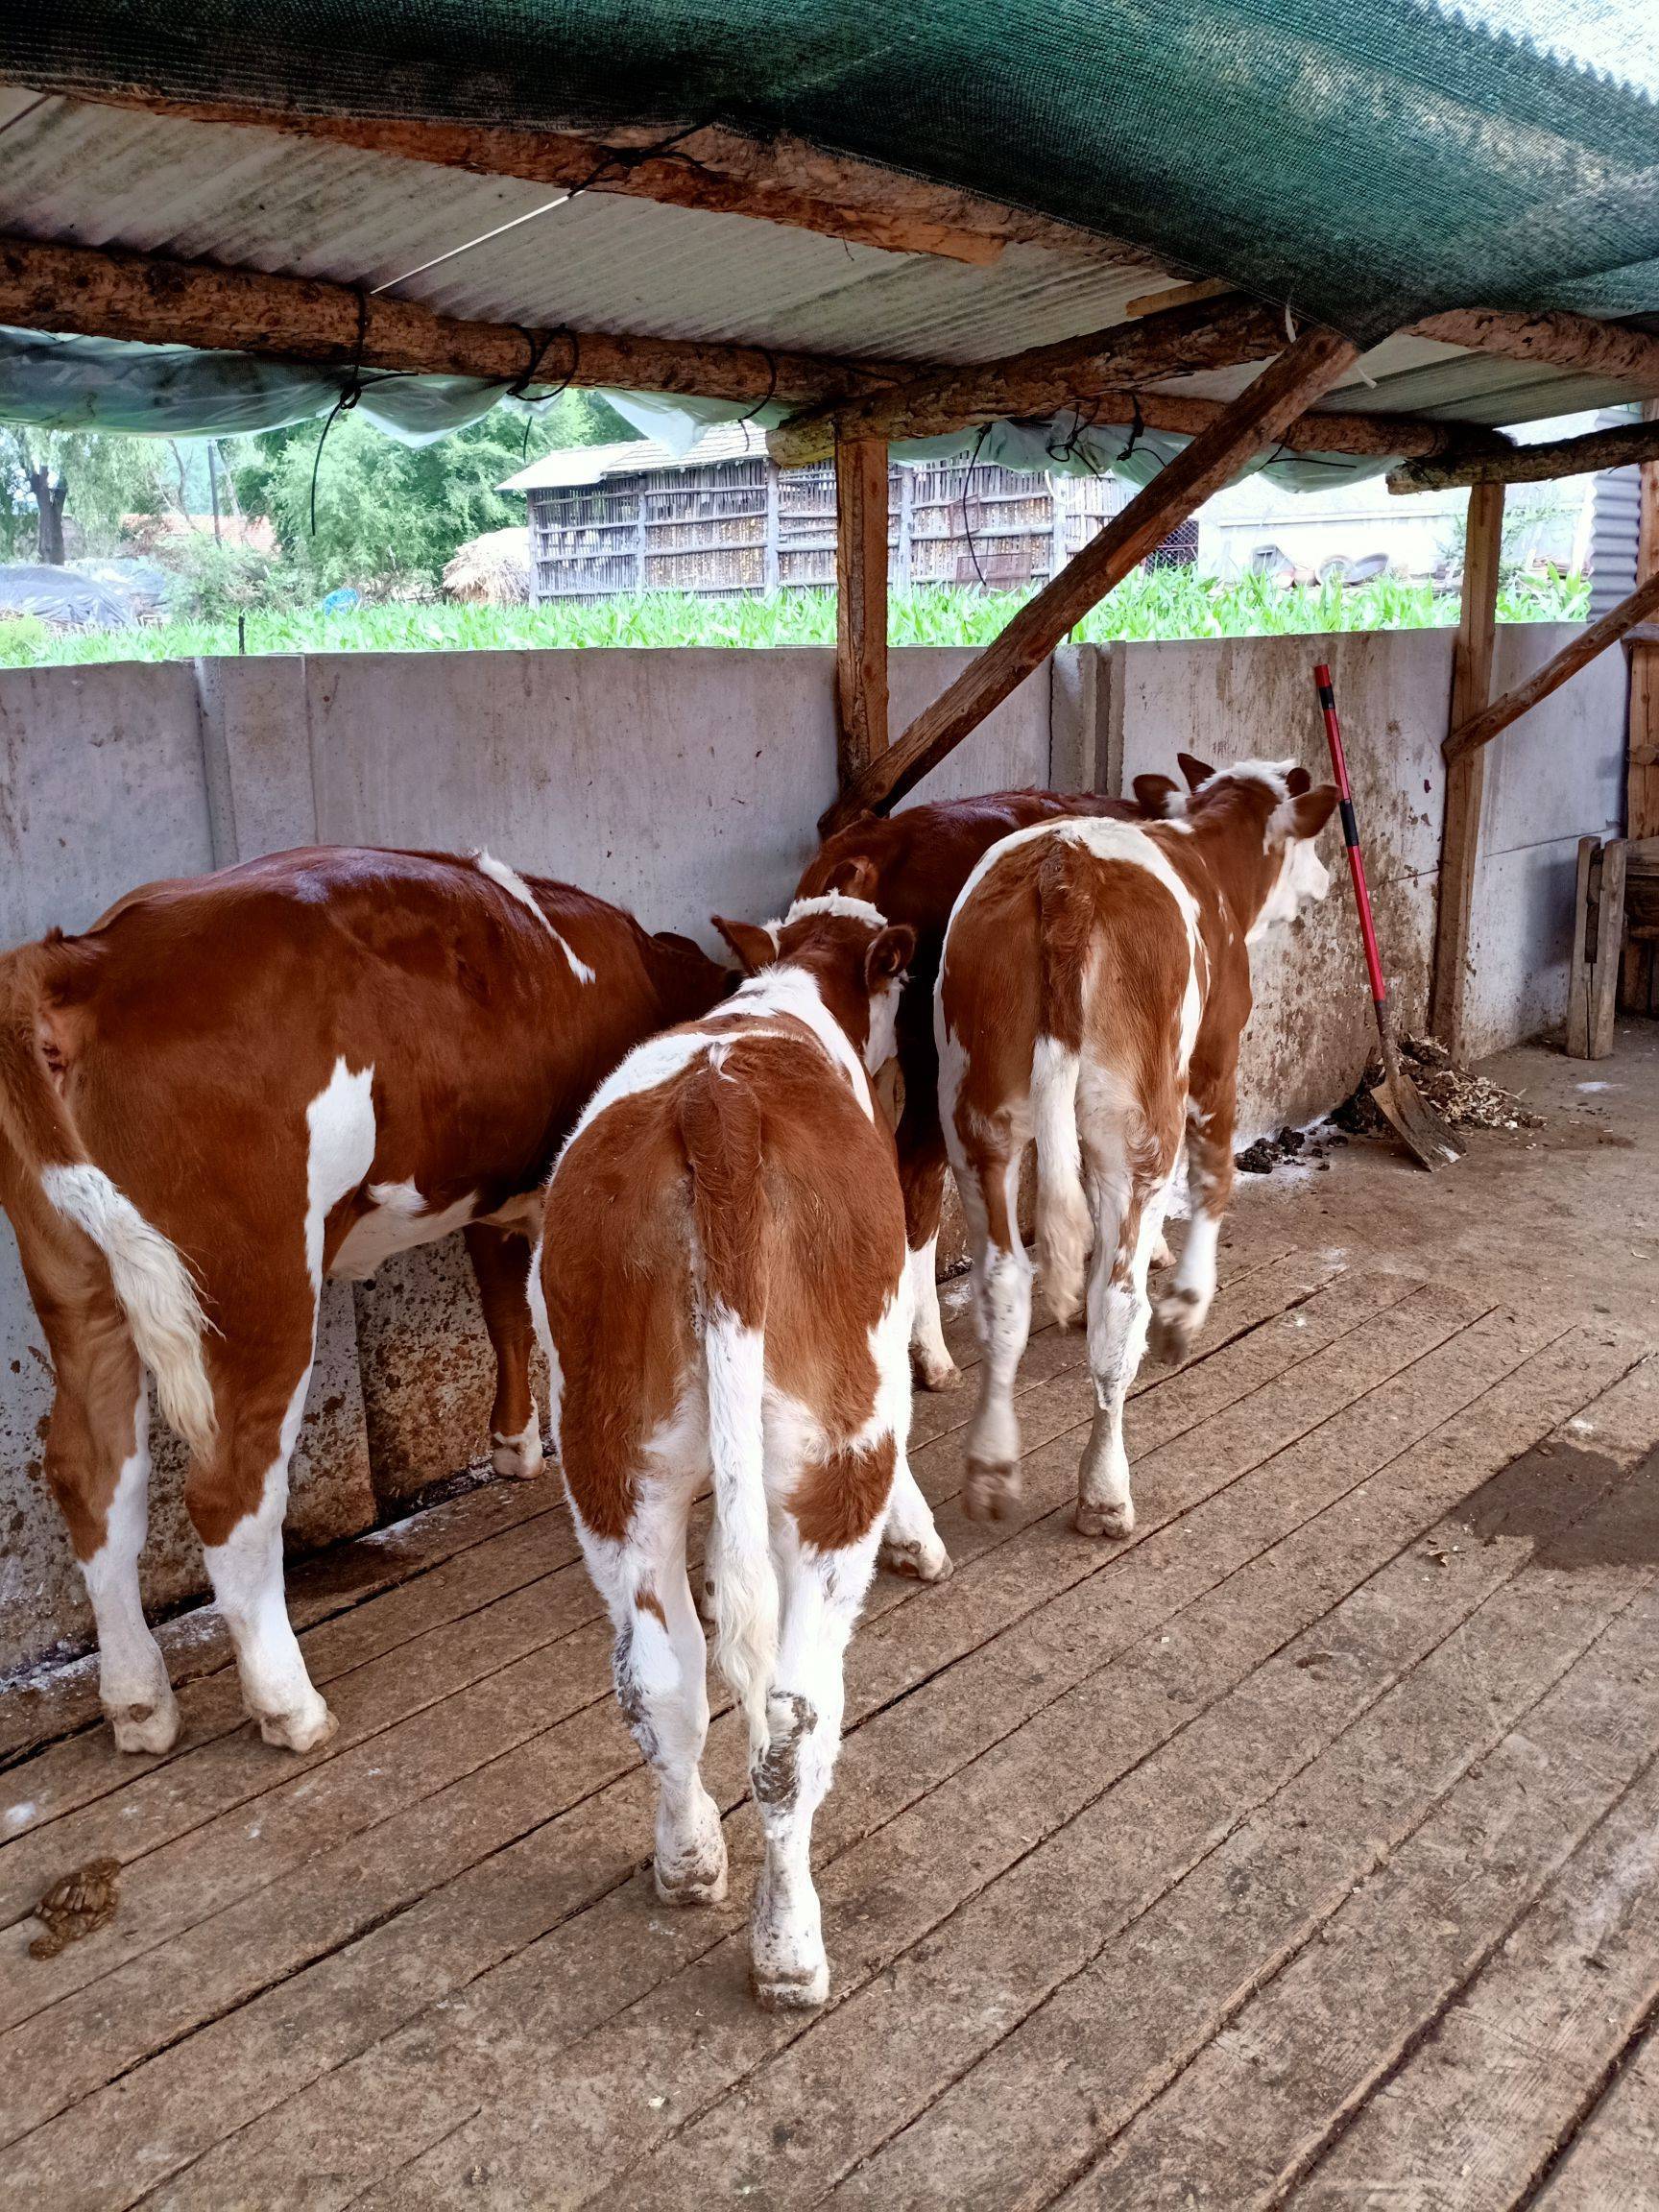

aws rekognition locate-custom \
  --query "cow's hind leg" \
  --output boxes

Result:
[466,1221,544,1479]
[36,1253,179,1753]
[752,1511,884,2010]
[878,1450,952,1582]
[951,1124,1032,1522]
[1074,1130,1178,1541]
[587,1466,727,1905]
[1151,1070,1237,1364]
[188,1307,333,1753]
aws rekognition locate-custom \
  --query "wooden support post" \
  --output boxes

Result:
[1625,399,1659,1014]
[819,325,1360,832]
[835,438,890,787]
[1446,568,1659,763]
[1430,481,1504,1053]
[1568,838,1628,1058]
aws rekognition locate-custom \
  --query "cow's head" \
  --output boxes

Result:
[712,873,915,1076]
[1184,757,1339,939]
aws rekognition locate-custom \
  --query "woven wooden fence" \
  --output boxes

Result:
[526,456,1188,602]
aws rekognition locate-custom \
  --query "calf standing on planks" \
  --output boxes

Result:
[937,757,1338,1538]
[534,878,950,2010]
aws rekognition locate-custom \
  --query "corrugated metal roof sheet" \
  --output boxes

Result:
[1,84,1655,430]
[501,421,769,490]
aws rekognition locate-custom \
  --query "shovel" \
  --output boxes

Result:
[1313,662,1464,1169]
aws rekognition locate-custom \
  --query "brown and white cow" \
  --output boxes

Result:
[795,781,1178,1394]
[536,887,949,2009]
[0,847,728,1754]
[937,758,1338,1537]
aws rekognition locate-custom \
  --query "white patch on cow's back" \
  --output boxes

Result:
[304,1061,377,1289]
[564,1029,713,1159]
[725,967,875,1116]
[331,1179,481,1281]
[474,850,595,984]
[783,891,886,929]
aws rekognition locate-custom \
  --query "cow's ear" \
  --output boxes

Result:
[827,854,878,902]
[1290,785,1340,840]
[1132,772,1181,818]
[865,924,915,988]
[1286,764,1312,797]
[1177,752,1214,791]
[710,916,776,974]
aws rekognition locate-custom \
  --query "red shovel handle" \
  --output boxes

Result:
[1313,662,1388,1013]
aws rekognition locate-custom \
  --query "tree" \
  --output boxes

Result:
[225,389,634,592]
[0,428,168,563]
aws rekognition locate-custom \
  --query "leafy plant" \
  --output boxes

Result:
[0,570,1590,671]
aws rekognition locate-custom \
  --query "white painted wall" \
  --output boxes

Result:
[0,630,1625,1669]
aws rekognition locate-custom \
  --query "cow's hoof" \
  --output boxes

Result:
[655,1852,728,1908]
[752,1959,830,2012]
[1148,1294,1203,1365]
[963,1462,1020,1522]
[491,1424,544,1480]
[257,1696,338,1753]
[879,1535,954,1583]
[1074,1499,1135,1540]
[912,1352,962,1393]
[1150,1235,1175,1271]
[109,1693,180,1757]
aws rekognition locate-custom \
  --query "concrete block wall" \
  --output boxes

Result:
[0,627,1624,1671]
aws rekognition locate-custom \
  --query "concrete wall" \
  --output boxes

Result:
[0,628,1623,1671]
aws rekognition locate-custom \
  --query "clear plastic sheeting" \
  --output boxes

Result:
[0,327,522,445]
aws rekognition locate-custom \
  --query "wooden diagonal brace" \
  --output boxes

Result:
[1446,569,1659,763]
[818,325,1361,833]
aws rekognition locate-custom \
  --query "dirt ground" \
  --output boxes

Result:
[1,1019,1657,2211]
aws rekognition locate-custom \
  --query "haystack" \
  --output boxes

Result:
[443,528,531,605]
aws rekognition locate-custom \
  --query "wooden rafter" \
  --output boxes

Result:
[768,295,1290,467]
[995,385,1483,463]
[50,90,1161,273]
[1412,306,1659,390]
[0,234,901,410]
[1446,569,1659,764]
[1430,481,1504,1055]
[1389,416,1659,492]
[819,325,1361,833]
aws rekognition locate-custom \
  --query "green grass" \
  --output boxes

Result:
[0,571,1587,668]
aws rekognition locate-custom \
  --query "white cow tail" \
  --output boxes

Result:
[0,946,217,1455]
[678,1063,778,1751]
[1032,849,1094,1330]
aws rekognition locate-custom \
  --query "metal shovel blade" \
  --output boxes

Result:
[1369,1043,1466,1170]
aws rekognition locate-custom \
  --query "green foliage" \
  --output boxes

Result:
[0,570,1589,669]
[222,391,634,594]
[160,534,288,622]
[0,428,168,560]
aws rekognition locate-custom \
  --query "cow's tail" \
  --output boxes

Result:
[1031,848,1094,1331]
[679,1058,777,1753]
[0,946,217,1455]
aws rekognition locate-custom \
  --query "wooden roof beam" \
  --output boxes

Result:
[1389,414,1659,491]
[768,294,1289,467]
[1411,306,1659,389]
[0,233,903,410]
[49,91,1162,273]
[1023,386,1490,463]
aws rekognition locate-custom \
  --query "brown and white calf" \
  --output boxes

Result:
[0,847,728,1753]
[536,887,948,2009]
[937,758,1338,1536]
[795,780,1178,1394]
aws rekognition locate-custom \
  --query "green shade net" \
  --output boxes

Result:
[7,1,1659,342]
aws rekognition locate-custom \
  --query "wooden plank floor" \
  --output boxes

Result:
[4,1044,1659,2211]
